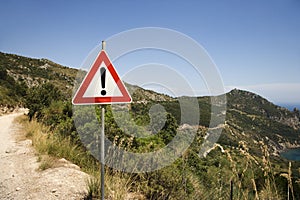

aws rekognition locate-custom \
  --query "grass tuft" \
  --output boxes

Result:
[38,155,56,170]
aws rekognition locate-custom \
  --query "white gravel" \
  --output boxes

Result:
[0,112,90,200]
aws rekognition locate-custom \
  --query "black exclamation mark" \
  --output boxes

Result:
[100,67,106,96]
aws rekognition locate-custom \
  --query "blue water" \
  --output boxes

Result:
[277,104,300,161]
[279,104,300,111]
[281,148,300,161]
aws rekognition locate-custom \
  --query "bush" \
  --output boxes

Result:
[25,83,62,120]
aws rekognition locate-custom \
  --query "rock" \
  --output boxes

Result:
[16,187,21,191]
[5,147,17,154]
[58,158,68,164]
[51,188,57,193]
[58,158,81,170]
[64,163,81,170]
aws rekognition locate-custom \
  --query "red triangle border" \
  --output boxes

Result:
[72,50,132,105]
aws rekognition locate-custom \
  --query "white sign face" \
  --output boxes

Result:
[83,61,122,98]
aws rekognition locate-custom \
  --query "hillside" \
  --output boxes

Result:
[227,89,300,129]
[0,52,78,108]
[1,51,299,156]
[224,89,300,156]
[1,51,300,199]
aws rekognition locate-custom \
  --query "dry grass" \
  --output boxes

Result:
[86,169,135,200]
[18,116,142,199]
[19,117,97,171]
[220,140,286,200]
[17,115,296,200]
[38,155,57,170]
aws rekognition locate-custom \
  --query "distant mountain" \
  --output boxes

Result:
[1,51,299,156]
[227,89,300,129]
[224,89,300,156]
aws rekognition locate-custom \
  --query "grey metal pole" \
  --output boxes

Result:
[230,180,233,200]
[102,40,106,51]
[100,106,105,200]
[100,40,106,200]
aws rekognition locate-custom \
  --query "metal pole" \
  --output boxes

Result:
[100,41,106,200]
[102,41,106,50]
[100,106,105,200]
[230,180,233,200]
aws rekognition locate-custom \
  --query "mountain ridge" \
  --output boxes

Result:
[0,51,297,109]
[1,51,300,199]
[1,51,299,154]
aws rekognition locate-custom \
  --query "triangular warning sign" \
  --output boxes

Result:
[72,50,132,105]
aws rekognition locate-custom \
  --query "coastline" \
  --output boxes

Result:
[279,104,300,111]
[280,147,300,161]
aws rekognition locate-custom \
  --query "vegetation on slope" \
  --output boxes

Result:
[0,52,77,107]
[2,52,300,199]
[22,82,300,199]
[0,67,27,106]
[227,89,300,129]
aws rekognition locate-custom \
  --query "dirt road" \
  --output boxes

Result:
[0,112,89,200]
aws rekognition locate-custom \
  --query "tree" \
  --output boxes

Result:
[158,113,179,144]
[25,83,62,120]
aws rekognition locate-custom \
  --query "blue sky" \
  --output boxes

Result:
[0,0,299,105]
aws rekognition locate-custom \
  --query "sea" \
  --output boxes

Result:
[278,104,300,161]
[280,148,300,161]
[279,104,300,111]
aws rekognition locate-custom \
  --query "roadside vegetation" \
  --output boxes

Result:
[19,82,300,199]
[2,52,299,199]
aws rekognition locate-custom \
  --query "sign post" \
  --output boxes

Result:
[100,41,105,200]
[72,40,132,200]
[100,105,105,200]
